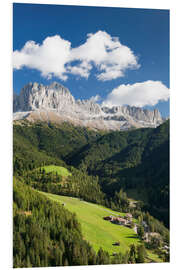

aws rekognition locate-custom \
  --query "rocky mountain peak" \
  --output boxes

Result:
[14,82,75,112]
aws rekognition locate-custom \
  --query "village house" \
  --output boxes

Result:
[103,215,135,226]
[103,213,137,228]
[149,232,161,238]
[143,232,161,242]
[103,215,127,225]
[125,213,133,220]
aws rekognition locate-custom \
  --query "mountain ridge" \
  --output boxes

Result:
[13,82,164,131]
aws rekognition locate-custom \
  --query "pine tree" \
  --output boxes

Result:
[129,244,136,263]
[136,244,146,263]
[137,225,144,240]
[26,255,32,268]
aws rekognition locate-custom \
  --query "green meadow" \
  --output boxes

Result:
[40,165,71,177]
[42,192,140,254]
[41,192,162,262]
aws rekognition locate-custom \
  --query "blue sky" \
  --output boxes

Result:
[13,3,169,117]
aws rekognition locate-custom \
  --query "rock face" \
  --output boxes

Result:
[14,82,76,112]
[13,82,164,130]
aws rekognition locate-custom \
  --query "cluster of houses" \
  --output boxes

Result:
[103,214,161,240]
[103,213,169,256]
[103,213,133,226]
[103,214,160,241]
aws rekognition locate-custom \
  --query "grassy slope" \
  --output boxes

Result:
[42,193,162,262]
[42,193,140,253]
[40,165,71,177]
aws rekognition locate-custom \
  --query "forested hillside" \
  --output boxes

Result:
[13,119,169,267]
[13,178,112,267]
[70,120,169,171]
[13,121,103,165]
[13,120,169,227]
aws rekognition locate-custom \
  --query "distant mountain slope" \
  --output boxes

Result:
[69,120,169,226]
[13,121,102,166]
[69,120,169,170]
[13,82,164,131]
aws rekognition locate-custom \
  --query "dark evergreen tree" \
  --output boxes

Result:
[129,244,136,264]
[136,245,146,263]
[137,225,145,240]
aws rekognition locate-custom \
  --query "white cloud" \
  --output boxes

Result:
[66,61,92,78]
[13,35,71,80]
[102,80,169,107]
[13,31,139,81]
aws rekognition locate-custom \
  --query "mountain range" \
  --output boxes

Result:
[13,82,164,130]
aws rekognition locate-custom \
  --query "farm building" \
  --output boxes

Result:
[103,215,130,226]
[112,217,127,225]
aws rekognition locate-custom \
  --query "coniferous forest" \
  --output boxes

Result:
[13,119,170,267]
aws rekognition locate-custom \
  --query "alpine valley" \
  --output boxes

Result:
[13,82,169,268]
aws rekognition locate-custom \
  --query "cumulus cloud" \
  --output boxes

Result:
[13,31,139,81]
[13,36,71,80]
[102,80,169,107]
